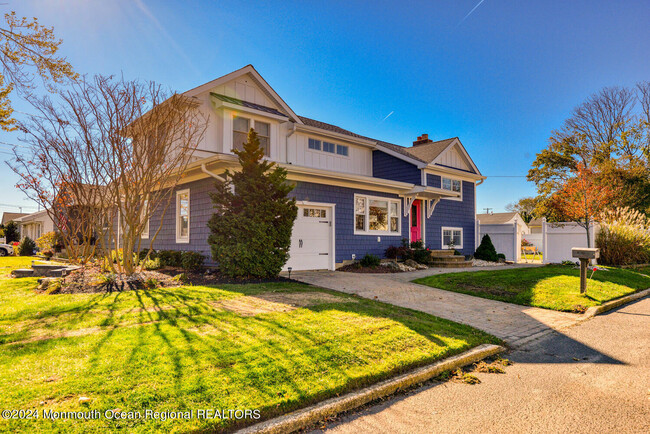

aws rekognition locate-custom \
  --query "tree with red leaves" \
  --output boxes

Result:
[547,163,619,247]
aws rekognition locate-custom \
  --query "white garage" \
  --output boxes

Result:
[284,202,335,271]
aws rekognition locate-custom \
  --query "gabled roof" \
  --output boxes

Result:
[528,218,544,226]
[298,116,370,140]
[476,212,520,225]
[1,212,28,225]
[184,64,302,124]
[407,138,458,163]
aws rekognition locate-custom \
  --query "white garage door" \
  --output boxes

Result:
[284,204,333,271]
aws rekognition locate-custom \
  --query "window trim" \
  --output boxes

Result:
[232,115,271,156]
[307,136,350,159]
[441,226,463,249]
[175,189,190,243]
[441,176,463,201]
[353,193,401,236]
[141,200,150,239]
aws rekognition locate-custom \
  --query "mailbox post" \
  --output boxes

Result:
[571,248,600,294]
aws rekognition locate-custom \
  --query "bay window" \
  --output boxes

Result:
[354,194,400,235]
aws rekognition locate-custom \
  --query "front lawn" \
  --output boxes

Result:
[414,265,650,312]
[0,257,497,433]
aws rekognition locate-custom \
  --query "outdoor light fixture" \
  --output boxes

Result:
[287,267,292,279]
[351,254,356,260]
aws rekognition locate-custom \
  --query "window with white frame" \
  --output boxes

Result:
[442,227,463,249]
[354,194,400,234]
[176,189,190,243]
[307,137,349,157]
[441,177,462,200]
[141,200,149,239]
[233,117,271,155]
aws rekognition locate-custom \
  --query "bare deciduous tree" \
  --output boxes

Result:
[10,74,208,275]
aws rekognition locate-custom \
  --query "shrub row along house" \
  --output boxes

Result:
[143,65,485,271]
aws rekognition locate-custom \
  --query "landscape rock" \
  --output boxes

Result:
[404,259,427,269]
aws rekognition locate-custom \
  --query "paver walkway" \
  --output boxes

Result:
[292,266,583,347]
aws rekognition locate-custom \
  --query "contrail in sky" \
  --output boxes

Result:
[457,0,486,26]
[381,111,394,122]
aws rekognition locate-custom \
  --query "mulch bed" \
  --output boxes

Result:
[337,264,400,273]
[49,265,295,294]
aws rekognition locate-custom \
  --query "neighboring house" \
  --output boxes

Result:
[528,217,543,234]
[476,212,530,235]
[14,210,55,241]
[1,212,28,226]
[145,65,485,270]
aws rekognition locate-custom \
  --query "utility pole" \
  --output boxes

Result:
[483,207,493,214]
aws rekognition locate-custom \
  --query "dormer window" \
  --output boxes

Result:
[233,116,270,155]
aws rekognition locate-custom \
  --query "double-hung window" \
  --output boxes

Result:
[441,177,462,200]
[354,194,400,235]
[442,227,463,249]
[176,189,190,243]
[233,117,270,155]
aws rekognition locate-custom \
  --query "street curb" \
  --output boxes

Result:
[584,288,650,318]
[237,344,504,434]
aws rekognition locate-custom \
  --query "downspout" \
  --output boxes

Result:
[285,121,296,164]
[201,163,226,182]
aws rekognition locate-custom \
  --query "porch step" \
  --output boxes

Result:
[428,250,455,256]
[430,255,467,262]
[429,260,473,268]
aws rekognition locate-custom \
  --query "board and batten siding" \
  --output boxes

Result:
[372,150,421,184]
[425,173,476,255]
[286,132,372,176]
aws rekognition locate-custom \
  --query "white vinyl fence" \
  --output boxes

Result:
[476,218,599,264]
[476,221,522,262]
[542,220,598,264]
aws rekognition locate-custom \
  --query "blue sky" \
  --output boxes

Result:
[1,0,649,216]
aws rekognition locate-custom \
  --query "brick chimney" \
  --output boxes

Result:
[413,133,432,147]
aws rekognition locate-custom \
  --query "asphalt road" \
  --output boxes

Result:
[314,297,650,434]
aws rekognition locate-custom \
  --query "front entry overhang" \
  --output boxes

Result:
[400,186,459,218]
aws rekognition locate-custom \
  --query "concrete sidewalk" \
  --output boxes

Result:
[292,268,581,347]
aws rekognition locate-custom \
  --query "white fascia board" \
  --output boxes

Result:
[424,165,486,181]
[183,65,303,124]
[430,138,483,176]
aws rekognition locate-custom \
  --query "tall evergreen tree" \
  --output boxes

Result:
[207,128,297,277]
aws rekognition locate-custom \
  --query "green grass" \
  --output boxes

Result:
[414,265,650,312]
[0,257,497,433]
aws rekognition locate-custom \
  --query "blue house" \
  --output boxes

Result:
[146,65,485,270]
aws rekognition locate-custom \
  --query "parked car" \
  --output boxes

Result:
[0,243,14,256]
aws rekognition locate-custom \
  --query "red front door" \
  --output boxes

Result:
[410,200,421,242]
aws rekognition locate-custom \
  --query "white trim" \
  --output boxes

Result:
[424,166,486,182]
[306,137,351,159]
[214,99,289,121]
[430,138,483,176]
[442,226,463,250]
[295,201,336,270]
[408,199,425,247]
[440,176,463,202]
[353,193,402,236]
[141,200,150,239]
[294,124,376,148]
[175,189,190,243]
[184,65,303,124]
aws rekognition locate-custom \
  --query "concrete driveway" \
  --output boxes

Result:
[292,266,583,347]
[312,297,650,434]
